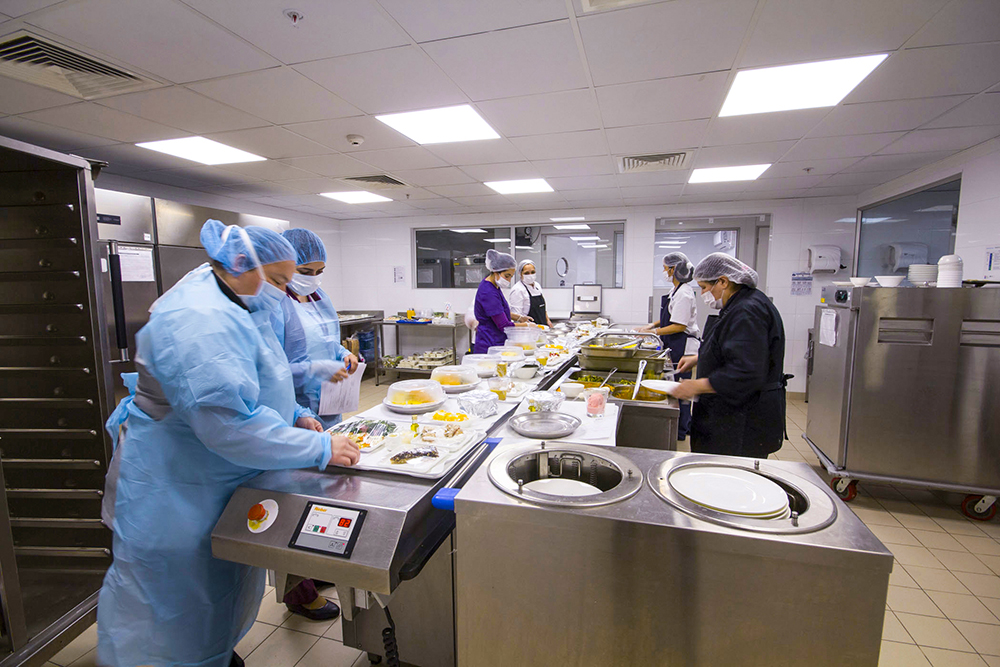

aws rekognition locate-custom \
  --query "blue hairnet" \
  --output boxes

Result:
[282,228,327,266]
[662,252,693,283]
[694,252,758,289]
[200,219,296,275]
[486,249,516,272]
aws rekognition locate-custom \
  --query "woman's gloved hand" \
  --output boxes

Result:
[310,359,348,382]
[343,354,360,374]
[330,435,361,466]
[295,416,324,432]
[675,354,698,374]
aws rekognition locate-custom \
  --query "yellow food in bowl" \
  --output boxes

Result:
[432,410,469,422]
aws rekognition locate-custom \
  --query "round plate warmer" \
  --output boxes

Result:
[648,455,838,534]
[488,443,643,508]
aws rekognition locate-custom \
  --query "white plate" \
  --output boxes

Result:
[640,380,681,395]
[441,382,481,394]
[523,478,601,496]
[381,397,447,415]
[669,465,790,516]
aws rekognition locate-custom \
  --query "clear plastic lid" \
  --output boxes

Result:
[430,365,479,387]
[461,354,499,377]
[386,379,446,406]
[487,346,525,361]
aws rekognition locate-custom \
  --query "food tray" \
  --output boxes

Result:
[327,418,399,453]
[508,412,581,440]
[342,429,487,479]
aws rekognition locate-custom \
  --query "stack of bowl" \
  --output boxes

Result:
[937,255,964,288]
[907,264,938,286]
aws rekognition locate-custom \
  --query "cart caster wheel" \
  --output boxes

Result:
[831,476,858,502]
[961,495,997,521]
[367,654,382,665]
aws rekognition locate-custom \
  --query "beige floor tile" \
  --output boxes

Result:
[891,566,922,589]
[884,610,915,643]
[927,591,1000,625]
[50,623,98,666]
[915,530,972,552]
[257,593,294,626]
[245,628,318,667]
[976,523,1000,540]
[931,550,996,575]
[280,611,336,637]
[891,544,946,569]
[921,647,989,667]
[236,621,278,658]
[879,641,932,667]
[953,620,1000,656]
[983,656,1000,667]
[979,555,1000,577]
[855,507,907,528]
[895,613,975,651]
[322,617,344,642]
[934,517,991,538]
[869,487,910,502]
[906,565,973,594]
[978,596,1000,622]
[896,513,951,533]
[294,637,362,667]
[65,649,98,667]
[954,572,1000,598]
[871,525,922,546]
[955,536,1000,557]
[888,586,945,617]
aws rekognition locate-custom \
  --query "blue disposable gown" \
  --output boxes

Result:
[96,268,331,667]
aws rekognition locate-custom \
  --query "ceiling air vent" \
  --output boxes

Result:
[619,152,690,173]
[339,174,410,190]
[0,31,159,99]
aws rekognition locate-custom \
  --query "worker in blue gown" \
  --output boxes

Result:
[96,220,361,667]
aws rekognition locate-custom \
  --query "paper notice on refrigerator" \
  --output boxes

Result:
[318,362,366,416]
[819,309,838,347]
[118,245,155,282]
[986,246,1000,280]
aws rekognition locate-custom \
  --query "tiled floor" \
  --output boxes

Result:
[49,388,1000,667]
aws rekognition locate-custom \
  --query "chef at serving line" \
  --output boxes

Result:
[640,252,700,440]
[472,249,529,353]
[669,253,786,459]
[97,221,361,667]
[509,259,553,327]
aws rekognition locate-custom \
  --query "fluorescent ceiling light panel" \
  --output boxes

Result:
[688,164,771,183]
[720,54,888,117]
[375,104,499,144]
[136,136,265,165]
[554,224,591,230]
[570,236,602,241]
[321,191,392,204]
[916,205,955,212]
[484,179,553,194]
[451,228,488,234]
[515,245,534,250]
[581,244,608,249]
[550,217,586,222]
[485,238,511,243]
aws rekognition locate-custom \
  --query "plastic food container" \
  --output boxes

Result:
[488,346,525,362]
[461,353,500,378]
[526,391,565,413]
[386,379,446,407]
[510,361,539,379]
[430,365,479,387]
[456,390,500,418]
[504,327,539,353]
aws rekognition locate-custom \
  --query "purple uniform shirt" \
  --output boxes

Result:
[473,279,513,353]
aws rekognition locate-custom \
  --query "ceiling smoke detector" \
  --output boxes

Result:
[619,152,690,173]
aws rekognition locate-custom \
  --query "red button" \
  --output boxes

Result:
[248,503,267,522]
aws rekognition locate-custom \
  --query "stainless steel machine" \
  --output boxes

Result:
[454,445,893,667]
[571,283,602,319]
[805,285,1000,519]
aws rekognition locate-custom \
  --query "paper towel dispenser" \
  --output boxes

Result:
[808,245,842,273]
[889,243,928,272]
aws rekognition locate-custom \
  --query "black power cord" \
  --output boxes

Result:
[382,606,400,667]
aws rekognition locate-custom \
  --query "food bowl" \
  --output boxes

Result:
[560,382,584,399]
[874,275,905,287]
[849,277,871,287]
[510,362,539,380]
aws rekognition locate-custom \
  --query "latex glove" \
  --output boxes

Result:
[330,435,361,466]
[310,360,348,382]
[675,354,698,374]
[343,354,360,374]
[295,416,324,432]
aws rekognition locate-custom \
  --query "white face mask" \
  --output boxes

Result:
[289,272,322,296]
[702,289,723,310]
[497,276,512,289]
[522,273,536,286]
[663,270,673,282]
[219,225,268,309]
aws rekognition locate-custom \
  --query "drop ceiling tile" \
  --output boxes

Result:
[78,142,203,172]
[422,21,588,101]
[0,0,61,16]
[614,171,690,187]
[387,188,441,201]
[97,87,267,134]
[907,0,1000,48]
[562,187,622,201]
[762,158,862,178]
[740,0,949,67]
[29,0,280,83]
[596,72,729,127]
[808,96,970,137]
[497,191,566,203]
[619,184,685,198]
[391,167,476,187]
[841,151,956,173]
[880,126,1000,154]
[579,0,755,86]
[0,76,79,115]
[424,139,526,166]
[22,103,185,142]
[547,174,620,190]
[221,182,310,197]
[531,155,616,178]
[846,43,1000,103]
[567,198,624,208]
[809,185,870,196]
[188,68,361,125]
[604,120,708,156]
[0,11,10,20]
[407,198,466,209]
[287,116,416,152]
[459,161,543,182]
[131,169,206,189]
[207,127,331,159]
[781,132,905,161]
[425,183,495,197]
[279,153,375,178]
[451,195,510,206]
[0,116,116,151]
[702,109,830,146]
[692,140,797,168]
[151,164,263,186]
[677,193,742,204]
[294,46,468,115]
[743,174,832,190]
[682,181,751,195]
[377,0,566,42]
[821,170,911,187]
[353,147,448,171]
[739,189,812,200]
[509,130,607,161]
[179,0,409,64]
[924,93,1000,129]
[214,161,317,181]
[477,90,601,136]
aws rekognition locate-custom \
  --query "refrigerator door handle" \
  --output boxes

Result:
[108,241,130,363]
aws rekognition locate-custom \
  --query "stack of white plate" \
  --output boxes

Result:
[668,465,791,520]
[937,255,964,288]
[907,264,938,285]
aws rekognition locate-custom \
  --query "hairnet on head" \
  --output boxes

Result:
[516,259,536,280]
[282,228,327,266]
[662,252,693,283]
[693,252,758,289]
[486,249,516,273]
[200,219,296,275]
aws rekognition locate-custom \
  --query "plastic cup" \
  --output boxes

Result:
[488,377,508,401]
[584,387,609,418]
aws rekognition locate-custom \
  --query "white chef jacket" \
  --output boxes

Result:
[667,281,701,356]
[509,280,543,319]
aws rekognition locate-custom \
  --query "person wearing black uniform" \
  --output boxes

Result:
[509,259,552,327]
[670,253,786,459]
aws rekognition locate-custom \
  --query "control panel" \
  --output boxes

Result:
[820,286,858,309]
[289,503,366,558]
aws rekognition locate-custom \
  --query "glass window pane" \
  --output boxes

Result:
[414,228,512,288]
[514,222,625,289]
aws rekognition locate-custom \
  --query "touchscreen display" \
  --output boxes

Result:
[290,503,365,558]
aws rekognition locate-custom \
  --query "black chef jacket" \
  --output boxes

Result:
[690,286,786,458]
